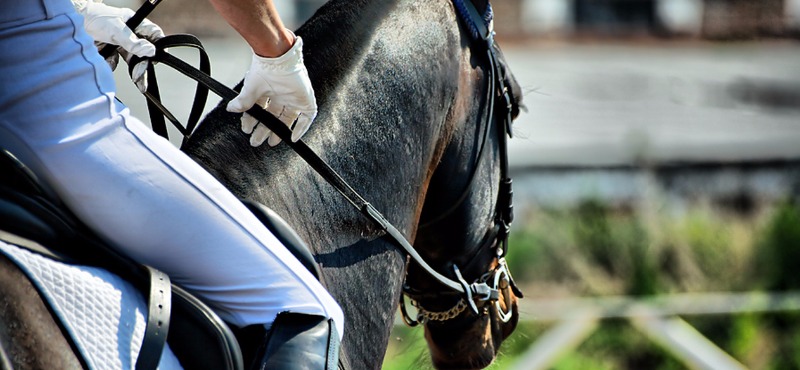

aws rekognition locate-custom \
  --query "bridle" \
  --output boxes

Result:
[399,0,523,326]
[118,0,522,330]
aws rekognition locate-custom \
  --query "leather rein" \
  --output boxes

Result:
[119,0,521,326]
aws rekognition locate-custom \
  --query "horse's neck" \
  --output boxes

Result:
[277,3,466,366]
[185,1,465,367]
[283,0,463,232]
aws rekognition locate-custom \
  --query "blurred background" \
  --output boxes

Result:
[108,0,800,368]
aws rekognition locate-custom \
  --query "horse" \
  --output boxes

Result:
[0,0,523,368]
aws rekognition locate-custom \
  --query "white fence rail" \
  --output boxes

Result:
[511,291,800,370]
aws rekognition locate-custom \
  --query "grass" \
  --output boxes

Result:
[383,197,800,369]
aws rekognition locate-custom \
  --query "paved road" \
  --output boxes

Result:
[113,39,800,168]
[504,41,800,167]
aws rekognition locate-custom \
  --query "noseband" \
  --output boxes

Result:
[399,0,523,326]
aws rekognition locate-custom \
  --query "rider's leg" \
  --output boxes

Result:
[0,0,343,360]
[251,312,339,370]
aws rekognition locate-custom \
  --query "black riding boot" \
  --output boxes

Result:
[250,312,340,370]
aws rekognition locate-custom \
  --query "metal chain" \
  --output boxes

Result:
[412,298,469,322]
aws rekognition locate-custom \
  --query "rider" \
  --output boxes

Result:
[0,0,342,369]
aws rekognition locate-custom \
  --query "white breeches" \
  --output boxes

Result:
[0,0,343,337]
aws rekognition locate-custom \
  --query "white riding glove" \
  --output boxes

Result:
[72,0,164,92]
[226,34,317,147]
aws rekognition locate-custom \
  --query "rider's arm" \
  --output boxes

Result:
[207,0,294,57]
[210,0,318,147]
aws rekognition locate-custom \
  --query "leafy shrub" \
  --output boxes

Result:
[756,200,800,291]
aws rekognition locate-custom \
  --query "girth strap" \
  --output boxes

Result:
[137,265,171,370]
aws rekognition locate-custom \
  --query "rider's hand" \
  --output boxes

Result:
[226,34,317,147]
[73,1,164,92]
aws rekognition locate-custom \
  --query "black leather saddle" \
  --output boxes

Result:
[0,148,320,370]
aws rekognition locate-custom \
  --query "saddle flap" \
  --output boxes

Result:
[169,285,244,370]
[243,200,321,280]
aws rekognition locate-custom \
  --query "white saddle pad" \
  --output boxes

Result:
[0,240,183,370]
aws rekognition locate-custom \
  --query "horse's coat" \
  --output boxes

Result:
[184,0,522,368]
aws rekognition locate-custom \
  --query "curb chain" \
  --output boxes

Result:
[412,298,468,322]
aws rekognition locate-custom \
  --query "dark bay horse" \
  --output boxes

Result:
[184,0,523,368]
[0,0,523,368]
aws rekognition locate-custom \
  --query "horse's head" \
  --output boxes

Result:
[403,1,524,367]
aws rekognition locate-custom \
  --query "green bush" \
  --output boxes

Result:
[384,197,800,369]
[757,200,800,292]
[573,200,618,276]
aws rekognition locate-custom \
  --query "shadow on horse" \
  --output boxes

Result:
[0,0,523,368]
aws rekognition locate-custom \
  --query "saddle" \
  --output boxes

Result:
[0,148,321,370]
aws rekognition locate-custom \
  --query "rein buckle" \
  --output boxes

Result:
[471,283,499,302]
[454,265,500,315]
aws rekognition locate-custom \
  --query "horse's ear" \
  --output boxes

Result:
[490,42,524,121]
